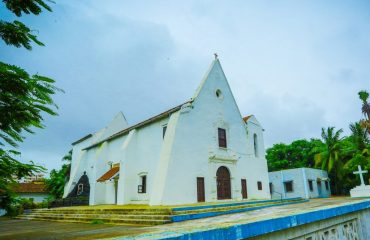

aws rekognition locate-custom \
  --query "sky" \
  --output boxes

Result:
[1,1,370,173]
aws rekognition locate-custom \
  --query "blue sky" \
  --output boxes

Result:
[1,1,370,173]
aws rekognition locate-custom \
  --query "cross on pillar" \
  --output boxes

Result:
[353,165,368,186]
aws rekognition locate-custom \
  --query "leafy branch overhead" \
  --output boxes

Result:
[3,0,53,17]
[0,62,61,148]
[0,0,54,50]
[0,20,44,50]
[0,0,59,213]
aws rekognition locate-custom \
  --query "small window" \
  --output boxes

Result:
[308,180,313,192]
[257,181,262,190]
[253,134,258,157]
[284,181,293,193]
[77,183,84,195]
[269,183,273,194]
[325,181,329,190]
[140,175,147,193]
[162,125,167,139]
[218,128,227,148]
[215,89,222,98]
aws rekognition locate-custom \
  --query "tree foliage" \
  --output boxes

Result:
[3,0,53,17]
[0,62,59,147]
[313,127,344,173]
[45,150,72,199]
[359,90,370,135]
[46,164,70,199]
[266,139,323,172]
[0,0,58,213]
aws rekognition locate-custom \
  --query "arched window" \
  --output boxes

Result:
[253,134,258,157]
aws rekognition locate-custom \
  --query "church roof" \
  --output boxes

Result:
[72,133,93,145]
[97,165,120,182]
[83,101,192,150]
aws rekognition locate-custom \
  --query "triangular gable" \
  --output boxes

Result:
[99,112,129,140]
[191,58,244,120]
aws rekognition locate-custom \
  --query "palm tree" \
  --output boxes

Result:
[313,127,344,195]
[314,127,344,172]
[359,90,370,135]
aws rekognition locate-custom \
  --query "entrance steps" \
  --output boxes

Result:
[16,208,172,226]
[16,198,306,225]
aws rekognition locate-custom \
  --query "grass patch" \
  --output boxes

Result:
[91,219,105,224]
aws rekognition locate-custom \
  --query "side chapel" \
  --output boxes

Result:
[64,58,271,205]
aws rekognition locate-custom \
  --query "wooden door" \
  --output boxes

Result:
[217,166,231,200]
[197,177,205,202]
[241,179,248,199]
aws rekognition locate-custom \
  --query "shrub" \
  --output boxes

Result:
[91,219,104,224]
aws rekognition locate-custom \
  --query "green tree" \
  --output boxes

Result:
[314,127,344,172]
[0,0,59,213]
[45,150,72,199]
[359,90,370,135]
[313,127,345,194]
[342,123,370,187]
[266,139,323,171]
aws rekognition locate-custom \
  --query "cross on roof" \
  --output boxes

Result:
[353,165,368,186]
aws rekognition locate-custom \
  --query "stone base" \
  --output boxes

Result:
[350,185,370,198]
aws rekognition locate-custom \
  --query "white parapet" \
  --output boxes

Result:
[350,185,370,198]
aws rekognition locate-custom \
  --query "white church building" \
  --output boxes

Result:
[64,58,271,206]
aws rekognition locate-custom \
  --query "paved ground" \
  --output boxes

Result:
[0,198,367,240]
[0,219,148,240]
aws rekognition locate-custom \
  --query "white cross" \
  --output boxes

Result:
[353,165,368,186]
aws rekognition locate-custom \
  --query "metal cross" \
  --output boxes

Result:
[353,165,368,186]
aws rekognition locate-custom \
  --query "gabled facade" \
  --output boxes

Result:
[64,59,271,205]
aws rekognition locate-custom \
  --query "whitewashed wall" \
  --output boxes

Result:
[269,168,330,199]
[150,60,270,205]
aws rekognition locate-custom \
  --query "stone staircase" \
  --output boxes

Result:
[17,198,306,226]
[17,208,172,226]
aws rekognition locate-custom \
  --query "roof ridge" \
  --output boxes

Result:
[82,100,192,150]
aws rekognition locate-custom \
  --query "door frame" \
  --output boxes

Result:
[216,166,232,200]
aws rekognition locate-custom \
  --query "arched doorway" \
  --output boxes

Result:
[216,166,231,200]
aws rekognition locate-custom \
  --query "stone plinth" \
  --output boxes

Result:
[350,185,370,198]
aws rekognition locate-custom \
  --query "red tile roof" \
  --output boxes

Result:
[243,115,252,122]
[97,166,120,182]
[14,182,48,193]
